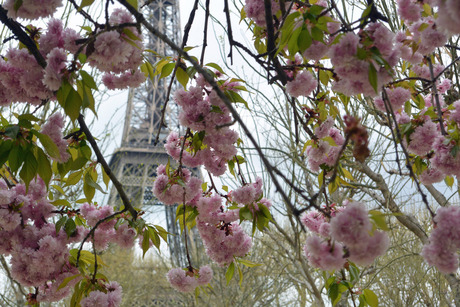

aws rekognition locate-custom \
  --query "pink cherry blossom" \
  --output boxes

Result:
[304,235,346,271]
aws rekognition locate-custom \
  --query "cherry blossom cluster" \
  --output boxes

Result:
[166,76,240,176]
[0,48,55,105]
[154,71,264,290]
[3,0,62,20]
[303,1,341,62]
[422,206,460,274]
[305,116,345,172]
[285,70,318,98]
[0,178,83,302]
[0,17,85,104]
[80,281,123,307]
[331,22,399,97]
[80,203,137,251]
[230,177,272,211]
[152,164,202,205]
[392,81,460,184]
[0,177,139,304]
[166,265,213,292]
[303,201,389,271]
[196,202,252,266]
[0,6,145,107]
[90,9,146,90]
[244,0,280,27]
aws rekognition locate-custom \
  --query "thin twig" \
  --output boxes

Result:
[77,114,138,219]
[381,88,434,218]
[427,57,447,135]
[154,0,200,144]
[200,0,210,65]
[76,209,127,268]
[223,0,233,65]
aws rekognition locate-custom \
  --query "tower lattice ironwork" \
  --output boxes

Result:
[108,0,188,268]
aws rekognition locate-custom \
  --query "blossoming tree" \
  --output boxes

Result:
[1,0,460,306]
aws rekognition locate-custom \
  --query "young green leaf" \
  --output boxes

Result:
[226,262,235,285]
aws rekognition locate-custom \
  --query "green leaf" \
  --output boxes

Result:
[122,28,141,41]
[237,263,243,287]
[318,170,325,186]
[52,184,66,195]
[55,216,67,233]
[206,62,225,74]
[4,125,19,139]
[35,147,52,186]
[325,276,336,289]
[80,144,92,160]
[0,140,13,166]
[65,87,82,122]
[70,280,82,307]
[348,263,360,283]
[226,91,249,109]
[78,0,94,11]
[225,262,235,285]
[368,64,378,94]
[56,81,72,108]
[78,81,96,115]
[175,204,184,221]
[369,210,390,231]
[309,4,325,16]
[57,274,81,290]
[66,170,84,186]
[342,167,354,181]
[319,70,330,86]
[278,11,301,50]
[83,181,95,202]
[239,206,253,221]
[176,67,189,88]
[37,132,61,160]
[323,136,337,146]
[238,259,262,267]
[288,26,302,55]
[160,63,175,79]
[256,213,267,231]
[20,151,38,189]
[445,176,454,188]
[363,289,379,307]
[148,227,161,250]
[361,4,373,23]
[311,27,324,42]
[328,283,341,306]
[80,71,98,90]
[142,230,150,258]
[13,0,23,11]
[141,61,155,81]
[18,114,39,122]
[154,225,169,242]
[52,199,71,207]
[102,167,110,188]
[8,145,24,172]
[64,218,76,237]
[228,159,236,177]
[258,203,273,221]
[84,171,107,194]
[298,29,312,53]
[126,0,138,10]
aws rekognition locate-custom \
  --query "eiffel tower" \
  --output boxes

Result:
[108,0,188,268]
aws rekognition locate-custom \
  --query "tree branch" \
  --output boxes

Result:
[77,114,138,219]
